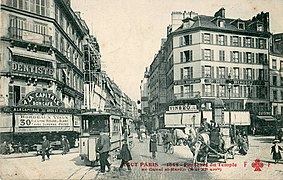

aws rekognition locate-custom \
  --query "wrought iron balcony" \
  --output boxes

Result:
[8,27,52,46]
[174,91,200,100]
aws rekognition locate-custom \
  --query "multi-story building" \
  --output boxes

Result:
[140,67,150,127]
[270,33,283,127]
[143,8,274,131]
[0,0,87,144]
[148,39,167,129]
[83,35,105,112]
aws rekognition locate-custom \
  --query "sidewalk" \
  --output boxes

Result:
[0,148,79,159]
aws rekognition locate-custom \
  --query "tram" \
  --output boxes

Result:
[79,112,133,166]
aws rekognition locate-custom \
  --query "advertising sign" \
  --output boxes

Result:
[19,91,64,107]
[15,114,72,132]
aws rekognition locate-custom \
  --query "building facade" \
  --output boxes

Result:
[0,0,87,144]
[140,67,150,128]
[142,8,276,132]
[269,33,283,128]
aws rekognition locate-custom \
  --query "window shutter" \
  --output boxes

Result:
[230,51,233,62]
[239,68,242,79]
[256,69,259,80]
[180,68,183,80]
[189,50,193,61]
[202,84,205,96]
[264,69,268,80]
[211,50,214,61]
[211,66,214,78]
[252,53,255,64]
[190,67,193,79]
[251,38,254,48]
[216,85,219,97]
[238,37,241,47]
[202,66,205,77]
[8,85,14,105]
[202,49,204,60]
[252,69,255,80]
[219,50,221,61]
[202,33,204,43]
[230,36,233,46]
[224,35,227,45]
[212,84,215,97]
[243,68,247,80]
[239,52,242,63]
[256,53,259,64]
[264,54,267,64]
[225,67,229,78]
[20,87,26,100]
[216,67,219,78]
[216,35,219,44]
[180,52,183,63]
[243,52,246,63]
[256,39,259,48]
[243,37,246,47]
[179,36,183,46]
[189,35,192,45]
[229,67,233,78]
[240,86,243,98]
[210,34,213,44]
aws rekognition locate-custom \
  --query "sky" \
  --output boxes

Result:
[72,0,283,102]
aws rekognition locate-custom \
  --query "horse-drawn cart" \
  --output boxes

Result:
[185,125,236,163]
[206,143,235,163]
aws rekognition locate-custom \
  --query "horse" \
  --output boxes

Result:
[173,129,188,145]
[185,126,210,164]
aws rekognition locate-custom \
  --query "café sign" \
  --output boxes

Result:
[19,91,64,107]
[12,61,54,76]
[169,104,198,112]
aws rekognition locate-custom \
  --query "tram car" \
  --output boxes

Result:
[79,112,133,166]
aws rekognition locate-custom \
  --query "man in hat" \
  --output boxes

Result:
[41,136,50,162]
[210,120,222,152]
[271,139,282,164]
[96,130,111,174]
[198,118,211,134]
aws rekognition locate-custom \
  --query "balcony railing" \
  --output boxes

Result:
[8,27,52,46]
[174,91,200,100]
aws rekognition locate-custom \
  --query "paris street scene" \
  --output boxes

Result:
[0,0,283,179]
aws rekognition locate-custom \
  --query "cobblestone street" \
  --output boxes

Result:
[0,135,282,179]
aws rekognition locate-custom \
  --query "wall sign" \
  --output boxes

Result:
[15,114,72,127]
[169,104,198,112]
[12,61,54,77]
[19,91,64,107]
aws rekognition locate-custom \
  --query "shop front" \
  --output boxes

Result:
[0,90,81,147]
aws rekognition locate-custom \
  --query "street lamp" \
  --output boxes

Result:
[226,74,234,143]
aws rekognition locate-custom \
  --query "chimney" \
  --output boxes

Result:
[214,8,225,18]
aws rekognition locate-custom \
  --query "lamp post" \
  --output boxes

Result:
[226,74,234,143]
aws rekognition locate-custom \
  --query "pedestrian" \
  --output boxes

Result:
[149,131,157,159]
[271,139,282,164]
[198,118,210,134]
[119,139,132,172]
[0,141,9,155]
[96,130,111,174]
[61,135,68,155]
[123,125,129,144]
[277,129,282,143]
[252,127,256,136]
[41,136,50,162]
[65,135,70,152]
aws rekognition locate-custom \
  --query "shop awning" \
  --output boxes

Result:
[257,116,277,121]
[8,47,56,62]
